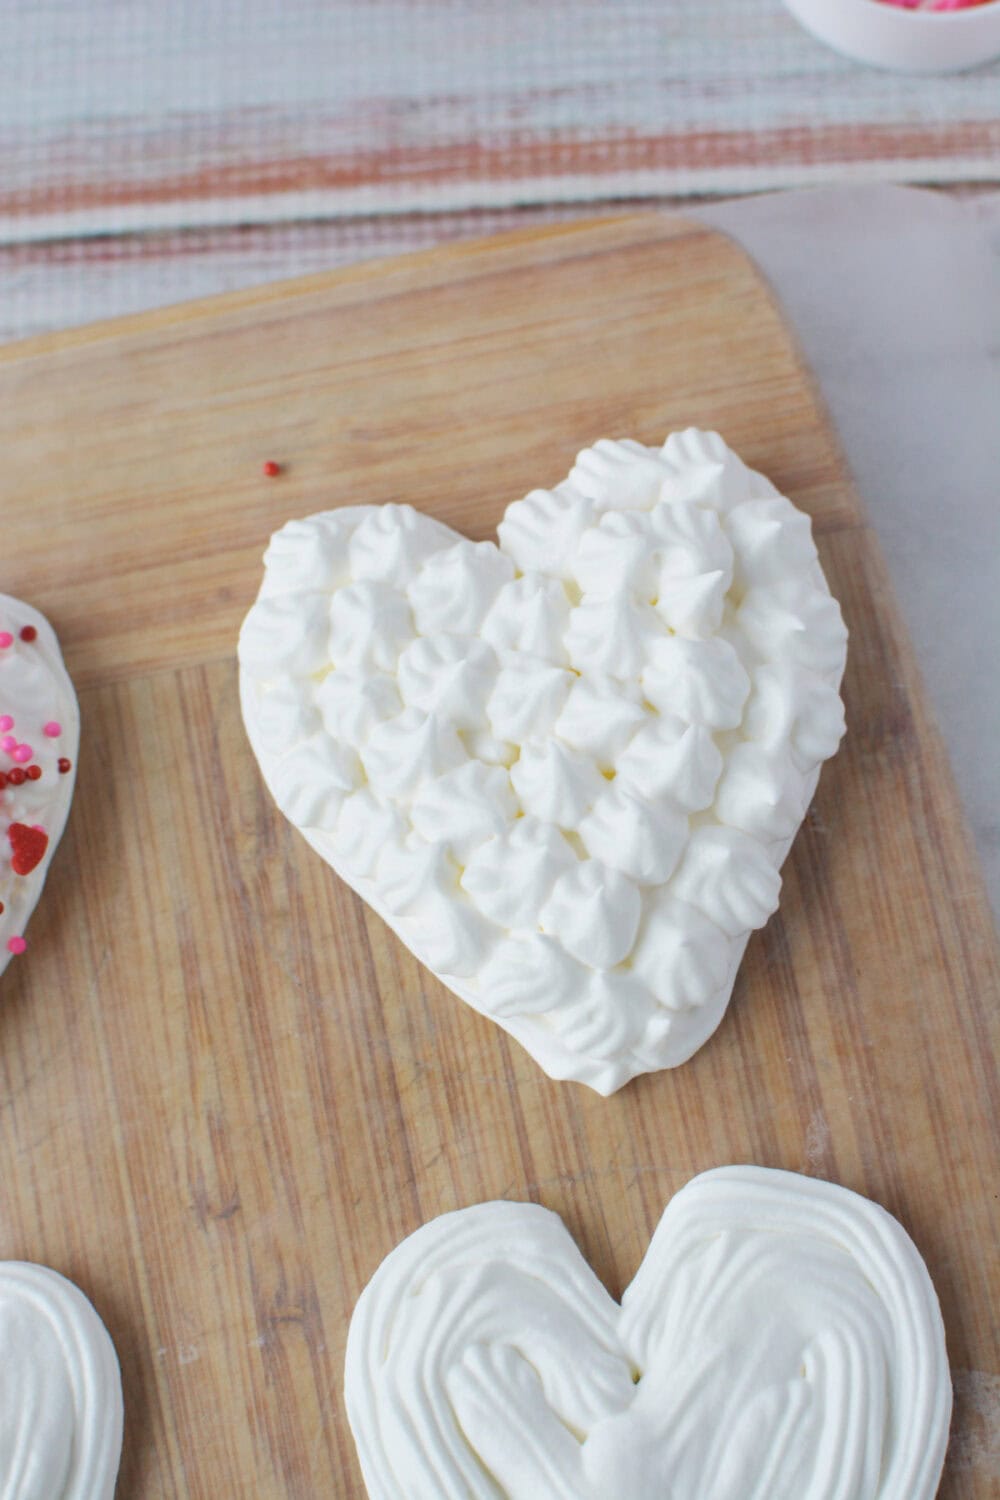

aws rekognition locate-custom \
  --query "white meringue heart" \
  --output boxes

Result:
[240,431,847,1092]
[345,1167,951,1500]
[0,1262,123,1500]
[0,597,79,979]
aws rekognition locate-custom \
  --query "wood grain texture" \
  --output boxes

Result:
[0,214,996,1497]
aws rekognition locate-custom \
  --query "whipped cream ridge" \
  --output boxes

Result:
[345,1167,951,1500]
[0,596,79,977]
[239,431,847,1092]
[0,1262,123,1499]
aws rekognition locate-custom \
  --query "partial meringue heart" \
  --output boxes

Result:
[0,597,79,977]
[239,432,847,1092]
[0,1262,123,1499]
[345,1167,951,1500]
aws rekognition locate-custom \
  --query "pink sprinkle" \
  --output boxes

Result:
[31,824,45,833]
[12,745,32,764]
[0,717,12,733]
[0,634,12,650]
[6,936,26,955]
[1,735,15,753]
[43,722,62,738]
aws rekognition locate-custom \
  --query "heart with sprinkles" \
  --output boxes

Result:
[0,596,78,972]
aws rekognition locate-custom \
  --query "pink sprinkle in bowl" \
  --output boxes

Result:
[783,0,1000,71]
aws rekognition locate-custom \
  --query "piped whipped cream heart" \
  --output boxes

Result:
[346,1167,951,1499]
[239,432,847,1092]
[0,598,78,976]
[0,1262,123,1499]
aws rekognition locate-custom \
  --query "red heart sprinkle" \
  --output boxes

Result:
[8,822,48,876]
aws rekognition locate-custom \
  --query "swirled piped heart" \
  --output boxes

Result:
[239,431,847,1092]
[346,1167,951,1499]
[0,1261,123,1499]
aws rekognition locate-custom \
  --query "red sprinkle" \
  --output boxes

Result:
[8,823,48,876]
[26,765,41,781]
[262,460,282,477]
[57,758,71,775]
[6,767,25,786]
[18,626,36,643]
[0,902,4,914]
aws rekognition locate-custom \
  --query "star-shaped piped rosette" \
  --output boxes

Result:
[0,597,78,975]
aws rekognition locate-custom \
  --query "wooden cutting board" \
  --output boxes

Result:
[0,214,996,1498]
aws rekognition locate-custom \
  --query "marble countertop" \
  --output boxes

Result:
[699,185,1000,920]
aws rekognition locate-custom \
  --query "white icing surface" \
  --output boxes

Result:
[0,1262,123,1500]
[239,430,847,1093]
[345,1167,952,1500]
[0,597,79,978]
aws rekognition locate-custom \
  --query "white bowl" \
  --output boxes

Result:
[783,0,1000,72]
